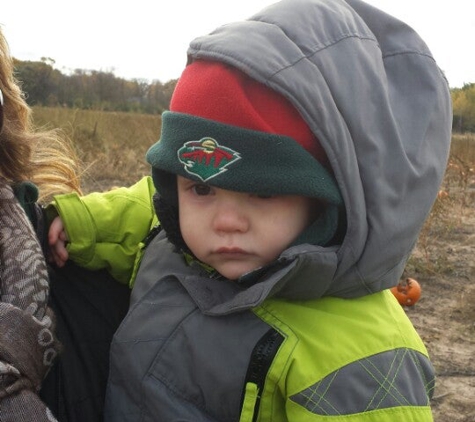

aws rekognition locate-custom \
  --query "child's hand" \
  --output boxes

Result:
[48,216,69,267]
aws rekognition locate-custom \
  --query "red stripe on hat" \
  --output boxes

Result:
[170,60,327,164]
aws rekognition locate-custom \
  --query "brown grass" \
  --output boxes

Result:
[32,106,161,191]
[406,133,475,275]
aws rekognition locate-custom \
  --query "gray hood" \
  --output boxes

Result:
[182,0,452,303]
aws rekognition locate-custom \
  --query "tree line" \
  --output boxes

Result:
[13,58,474,132]
[14,57,177,114]
[452,83,475,133]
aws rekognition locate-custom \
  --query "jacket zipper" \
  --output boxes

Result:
[242,328,284,422]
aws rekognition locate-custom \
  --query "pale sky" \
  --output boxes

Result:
[1,0,473,88]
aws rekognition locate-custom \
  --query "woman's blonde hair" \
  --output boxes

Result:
[0,28,82,203]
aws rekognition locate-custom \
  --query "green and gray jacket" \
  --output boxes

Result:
[52,0,451,420]
[103,230,435,422]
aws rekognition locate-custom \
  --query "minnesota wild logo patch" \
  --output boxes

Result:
[177,138,241,181]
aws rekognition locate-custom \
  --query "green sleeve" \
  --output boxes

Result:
[49,176,158,285]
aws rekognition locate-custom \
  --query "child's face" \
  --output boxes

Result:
[177,176,315,280]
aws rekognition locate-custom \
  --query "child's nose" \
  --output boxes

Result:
[212,197,249,234]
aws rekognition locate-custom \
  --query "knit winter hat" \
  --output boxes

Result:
[147,60,343,246]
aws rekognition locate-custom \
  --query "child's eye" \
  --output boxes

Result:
[192,184,212,196]
[252,193,275,199]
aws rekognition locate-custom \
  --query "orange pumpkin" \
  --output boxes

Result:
[390,277,422,306]
[437,189,449,199]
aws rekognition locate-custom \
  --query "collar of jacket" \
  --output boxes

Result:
[174,242,339,316]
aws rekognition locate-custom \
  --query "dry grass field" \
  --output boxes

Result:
[33,107,475,421]
[405,133,475,421]
[32,106,160,190]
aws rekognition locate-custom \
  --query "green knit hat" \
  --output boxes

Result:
[147,61,343,246]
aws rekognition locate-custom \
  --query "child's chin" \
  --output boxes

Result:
[217,265,253,281]
[218,263,266,282]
